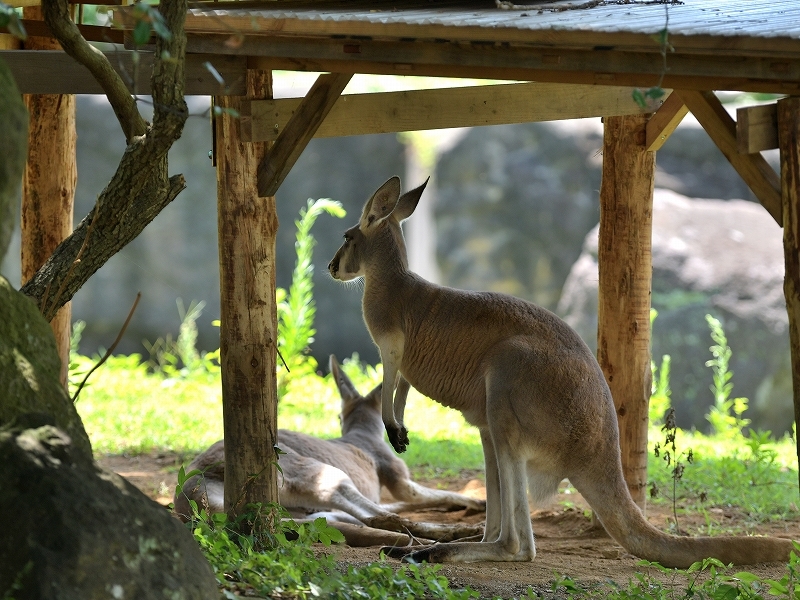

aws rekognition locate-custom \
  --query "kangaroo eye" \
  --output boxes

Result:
[343,234,352,243]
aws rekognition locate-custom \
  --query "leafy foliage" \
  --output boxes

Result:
[174,464,478,600]
[277,198,346,395]
[705,314,751,439]
[551,550,800,600]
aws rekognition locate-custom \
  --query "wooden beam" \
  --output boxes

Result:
[15,19,125,44]
[216,68,280,518]
[0,50,246,95]
[194,35,800,95]
[778,96,800,492]
[738,103,779,154]
[241,82,654,143]
[597,113,655,512]
[256,71,352,198]
[646,92,688,151]
[677,89,783,226]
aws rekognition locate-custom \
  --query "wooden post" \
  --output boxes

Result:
[778,96,800,490]
[597,113,655,511]
[216,68,280,519]
[20,6,76,388]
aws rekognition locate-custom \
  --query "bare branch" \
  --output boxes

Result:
[41,0,146,142]
[23,0,189,315]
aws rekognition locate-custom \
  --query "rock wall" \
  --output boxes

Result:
[559,189,791,434]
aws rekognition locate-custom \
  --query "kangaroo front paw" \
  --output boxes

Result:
[387,425,409,453]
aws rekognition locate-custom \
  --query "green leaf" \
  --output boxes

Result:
[133,19,152,46]
[632,88,647,109]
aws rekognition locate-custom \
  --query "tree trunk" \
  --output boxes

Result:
[597,113,655,511]
[21,6,76,387]
[778,96,800,492]
[216,69,280,519]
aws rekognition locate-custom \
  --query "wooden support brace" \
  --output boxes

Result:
[738,103,779,154]
[646,92,688,151]
[778,96,800,491]
[256,71,353,198]
[676,89,782,226]
[241,82,655,143]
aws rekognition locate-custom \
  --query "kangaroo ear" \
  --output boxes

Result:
[393,177,429,222]
[329,355,359,402]
[359,176,402,230]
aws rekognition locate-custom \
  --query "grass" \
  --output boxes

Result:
[68,200,800,599]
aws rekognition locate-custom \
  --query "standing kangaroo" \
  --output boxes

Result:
[328,175,795,567]
[173,355,484,545]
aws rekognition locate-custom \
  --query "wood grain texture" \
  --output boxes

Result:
[678,90,782,226]
[597,113,654,511]
[216,68,280,517]
[778,96,800,489]
[737,103,779,154]
[242,82,652,143]
[21,5,75,387]
[180,16,800,95]
[646,92,688,152]
[0,50,246,95]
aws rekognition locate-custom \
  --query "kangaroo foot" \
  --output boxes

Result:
[386,425,409,453]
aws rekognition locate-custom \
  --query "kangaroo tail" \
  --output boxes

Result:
[572,469,794,569]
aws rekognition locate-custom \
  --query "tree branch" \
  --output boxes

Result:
[42,0,146,142]
[23,0,189,315]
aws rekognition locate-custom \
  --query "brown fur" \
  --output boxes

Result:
[327,175,795,566]
[173,356,484,545]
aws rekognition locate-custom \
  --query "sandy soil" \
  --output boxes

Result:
[98,452,800,599]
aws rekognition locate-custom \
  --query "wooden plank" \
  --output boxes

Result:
[778,96,800,491]
[646,92,688,151]
[597,113,655,512]
[249,54,800,96]
[217,68,280,517]
[241,82,653,143]
[677,89,783,225]
[256,71,352,198]
[738,103,779,154]
[0,50,246,95]
[188,34,800,95]
[17,19,126,44]
[181,0,800,58]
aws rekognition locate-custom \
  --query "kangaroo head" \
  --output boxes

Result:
[329,355,382,435]
[328,176,429,282]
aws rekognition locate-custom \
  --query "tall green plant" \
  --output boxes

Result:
[649,309,672,426]
[277,198,346,393]
[704,314,750,439]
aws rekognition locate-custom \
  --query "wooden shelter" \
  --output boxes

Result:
[3,0,800,514]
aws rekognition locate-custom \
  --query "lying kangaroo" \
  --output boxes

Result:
[327,175,794,567]
[173,355,484,545]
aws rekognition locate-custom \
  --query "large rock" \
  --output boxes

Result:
[0,57,27,264]
[434,116,778,315]
[558,189,790,433]
[0,276,92,458]
[435,120,603,311]
[0,419,218,600]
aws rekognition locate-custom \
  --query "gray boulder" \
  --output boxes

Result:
[558,189,790,433]
[0,419,219,600]
[435,120,603,311]
[0,276,92,458]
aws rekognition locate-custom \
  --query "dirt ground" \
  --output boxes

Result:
[98,452,800,599]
